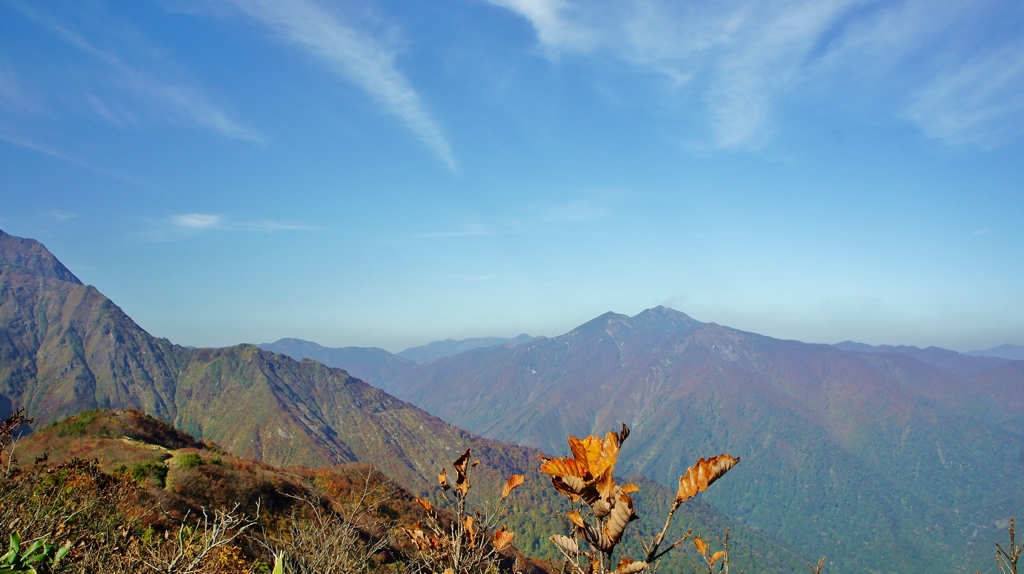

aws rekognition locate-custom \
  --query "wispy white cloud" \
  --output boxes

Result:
[973,228,992,236]
[484,0,1024,150]
[170,213,313,232]
[231,220,315,232]
[47,210,78,221]
[6,1,264,143]
[484,0,592,52]
[0,60,35,114]
[412,197,610,242]
[172,213,222,229]
[904,39,1024,148]
[533,198,609,221]
[0,132,147,185]
[209,0,455,169]
[415,224,493,238]
[486,0,859,148]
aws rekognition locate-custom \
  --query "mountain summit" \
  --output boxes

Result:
[0,229,82,284]
[371,304,1024,574]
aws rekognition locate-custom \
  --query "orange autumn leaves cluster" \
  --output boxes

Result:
[539,424,640,556]
[541,423,739,574]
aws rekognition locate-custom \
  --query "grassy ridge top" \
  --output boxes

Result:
[15,409,810,573]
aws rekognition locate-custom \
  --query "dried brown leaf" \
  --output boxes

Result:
[585,522,615,553]
[404,527,428,551]
[551,476,586,502]
[464,515,477,547]
[550,534,579,556]
[596,467,617,500]
[621,482,640,494]
[568,435,593,473]
[614,557,648,574]
[566,510,585,529]
[540,456,588,479]
[452,448,472,497]
[604,494,636,544]
[694,536,708,556]
[569,432,621,478]
[494,527,515,551]
[591,496,612,519]
[453,448,471,474]
[416,498,432,512]
[502,474,525,499]
[676,454,739,504]
[711,550,725,565]
[438,468,449,490]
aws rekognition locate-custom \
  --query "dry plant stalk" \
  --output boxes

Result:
[692,530,731,574]
[539,423,739,574]
[141,503,257,574]
[263,471,394,574]
[0,408,32,477]
[997,518,1021,574]
[404,448,524,574]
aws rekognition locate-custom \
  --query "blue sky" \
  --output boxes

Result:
[1,0,1022,352]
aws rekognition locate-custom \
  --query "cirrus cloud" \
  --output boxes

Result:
[484,0,1024,150]
[203,0,456,169]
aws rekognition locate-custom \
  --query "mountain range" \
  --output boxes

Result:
[968,344,1024,361]
[3,228,1022,572]
[396,334,535,363]
[255,334,536,388]
[0,229,810,572]
[265,309,1024,573]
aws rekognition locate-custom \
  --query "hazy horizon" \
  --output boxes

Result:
[2,0,1022,352]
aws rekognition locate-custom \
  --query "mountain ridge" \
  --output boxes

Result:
[368,306,1024,574]
[397,333,536,363]
[969,343,1024,361]
[0,229,810,571]
[833,340,1011,376]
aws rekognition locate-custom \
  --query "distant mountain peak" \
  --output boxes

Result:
[832,339,1011,376]
[968,344,1024,361]
[635,305,701,324]
[0,229,82,285]
[397,333,534,363]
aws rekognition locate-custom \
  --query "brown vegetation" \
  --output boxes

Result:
[538,424,740,573]
[2,409,1020,574]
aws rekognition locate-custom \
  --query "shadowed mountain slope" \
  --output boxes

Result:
[375,306,1024,574]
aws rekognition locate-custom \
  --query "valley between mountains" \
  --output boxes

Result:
[2,228,1022,573]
